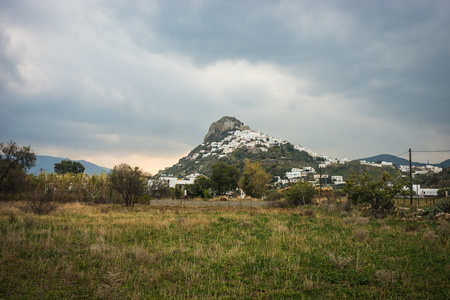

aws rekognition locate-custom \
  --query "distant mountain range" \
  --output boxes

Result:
[28,155,110,175]
[358,154,450,169]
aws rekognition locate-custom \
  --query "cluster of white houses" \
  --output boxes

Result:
[189,129,287,160]
[188,129,344,163]
[161,129,443,197]
[360,160,443,175]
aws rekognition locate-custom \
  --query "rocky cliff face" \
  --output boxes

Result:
[203,116,250,143]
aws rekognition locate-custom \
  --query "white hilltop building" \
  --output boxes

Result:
[184,127,350,179]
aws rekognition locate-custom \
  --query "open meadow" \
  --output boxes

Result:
[1,201,449,299]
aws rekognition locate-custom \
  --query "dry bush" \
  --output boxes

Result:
[423,230,438,242]
[90,236,109,256]
[353,230,369,241]
[344,216,369,225]
[375,270,397,282]
[329,253,353,269]
[240,220,255,228]
[130,246,151,264]
[96,269,125,299]
[21,193,57,215]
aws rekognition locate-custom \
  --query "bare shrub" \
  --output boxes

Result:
[90,237,109,256]
[21,193,57,215]
[353,230,369,241]
[375,270,396,282]
[240,220,255,228]
[130,246,151,264]
[423,230,438,242]
[329,253,353,269]
[344,216,369,225]
[96,269,124,299]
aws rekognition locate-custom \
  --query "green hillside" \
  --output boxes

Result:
[162,143,320,178]
[324,160,401,180]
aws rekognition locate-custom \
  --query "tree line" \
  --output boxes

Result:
[2,141,420,218]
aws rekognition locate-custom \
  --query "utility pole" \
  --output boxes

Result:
[319,166,322,198]
[409,148,413,205]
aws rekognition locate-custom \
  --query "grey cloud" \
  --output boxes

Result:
[0,0,449,171]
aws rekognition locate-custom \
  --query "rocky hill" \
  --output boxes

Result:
[160,116,324,177]
[161,116,415,182]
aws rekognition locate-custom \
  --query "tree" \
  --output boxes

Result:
[286,179,317,205]
[185,175,212,198]
[0,141,36,192]
[54,160,85,174]
[147,178,172,199]
[343,172,406,218]
[109,163,147,206]
[210,161,240,196]
[83,173,108,203]
[196,175,212,199]
[239,160,272,198]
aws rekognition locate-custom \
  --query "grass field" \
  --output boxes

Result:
[1,201,449,299]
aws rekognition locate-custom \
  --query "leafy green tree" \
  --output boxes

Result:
[171,187,184,199]
[343,172,406,217]
[0,141,36,192]
[109,163,146,206]
[54,160,85,174]
[211,161,240,195]
[239,160,272,198]
[196,175,212,199]
[286,179,317,205]
[185,175,212,198]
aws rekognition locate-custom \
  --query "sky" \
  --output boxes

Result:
[1,0,449,174]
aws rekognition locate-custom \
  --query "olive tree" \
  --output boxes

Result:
[109,163,146,206]
[286,179,317,205]
[0,141,36,192]
[343,172,406,218]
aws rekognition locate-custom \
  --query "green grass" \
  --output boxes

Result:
[0,202,449,299]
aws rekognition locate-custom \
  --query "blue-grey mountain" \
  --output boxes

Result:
[28,155,110,175]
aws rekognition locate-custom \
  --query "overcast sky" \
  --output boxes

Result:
[1,0,449,174]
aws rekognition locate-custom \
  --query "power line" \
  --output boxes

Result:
[394,150,409,157]
[412,150,450,153]
[393,149,450,157]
